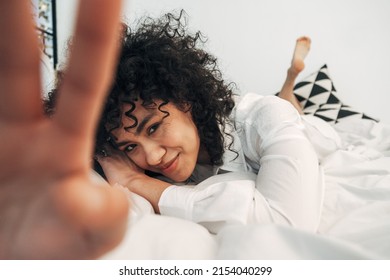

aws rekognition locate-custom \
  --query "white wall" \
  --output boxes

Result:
[56,0,390,122]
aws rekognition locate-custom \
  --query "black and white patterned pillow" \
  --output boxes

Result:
[292,64,378,124]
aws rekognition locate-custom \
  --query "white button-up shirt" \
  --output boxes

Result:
[159,93,340,234]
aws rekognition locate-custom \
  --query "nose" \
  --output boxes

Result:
[143,141,165,167]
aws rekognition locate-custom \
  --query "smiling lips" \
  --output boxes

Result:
[159,155,179,173]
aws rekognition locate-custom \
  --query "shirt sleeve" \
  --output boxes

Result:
[159,172,274,234]
[235,94,324,231]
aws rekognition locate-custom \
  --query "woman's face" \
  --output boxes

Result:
[111,100,200,182]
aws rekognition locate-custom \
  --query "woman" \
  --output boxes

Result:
[47,11,325,232]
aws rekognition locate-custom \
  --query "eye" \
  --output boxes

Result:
[148,123,160,135]
[124,144,137,153]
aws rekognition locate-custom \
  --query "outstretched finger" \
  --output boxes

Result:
[54,0,122,139]
[0,1,43,121]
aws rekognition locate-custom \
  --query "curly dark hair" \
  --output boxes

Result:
[46,10,236,168]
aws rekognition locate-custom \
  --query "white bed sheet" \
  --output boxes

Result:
[102,118,390,260]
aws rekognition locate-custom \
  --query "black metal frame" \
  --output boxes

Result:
[35,0,58,69]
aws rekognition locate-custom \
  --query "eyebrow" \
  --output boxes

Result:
[116,113,155,147]
[136,113,155,134]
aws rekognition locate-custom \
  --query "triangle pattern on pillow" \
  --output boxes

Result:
[309,84,329,97]
[293,64,378,123]
[327,92,341,104]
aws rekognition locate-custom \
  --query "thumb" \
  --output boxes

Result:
[54,176,130,258]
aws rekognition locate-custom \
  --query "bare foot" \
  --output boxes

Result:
[278,36,311,114]
[290,36,311,75]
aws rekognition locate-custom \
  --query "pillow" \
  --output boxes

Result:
[290,64,378,124]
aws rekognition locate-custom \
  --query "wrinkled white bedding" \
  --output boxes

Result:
[102,118,390,259]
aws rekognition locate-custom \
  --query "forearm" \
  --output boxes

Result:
[124,174,171,214]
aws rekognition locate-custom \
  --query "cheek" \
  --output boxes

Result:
[181,115,199,139]
[127,151,148,170]
[187,124,200,150]
[171,123,200,152]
